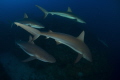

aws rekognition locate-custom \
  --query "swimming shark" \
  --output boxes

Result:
[12,13,44,28]
[35,5,86,23]
[14,22,92,63]
[16,36,56,63]
[98,38,108,47]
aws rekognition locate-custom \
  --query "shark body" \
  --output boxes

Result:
[14,13,44,28]
[39,31,92,62]
[14,22,92,63]
[16,36,56,63]
[36,5,86,23]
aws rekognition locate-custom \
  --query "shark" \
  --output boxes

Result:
[14,22,92,63]
[98,38,108,47]
[16,36,56,63]
[35,5,86,23]
[12,13,44,28]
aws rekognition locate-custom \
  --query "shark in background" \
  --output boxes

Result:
[98,38,108,47]
[16,36,56,63]
[12,13,44,28]
[14,22,92,63]
[35,5,86,24]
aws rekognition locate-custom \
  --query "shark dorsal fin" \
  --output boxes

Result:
[28,36,34,44]
[49,30,53,33]
[77,31,85,42]
[67,7,72,12]
[24,13,28,18]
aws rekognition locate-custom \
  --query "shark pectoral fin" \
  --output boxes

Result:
[44,13,48,19]
[77,31,85,42]
[22,56,36,62]
[33,35,40,41]
[28,35,32,42]
[67,7,72,12]
[55,40,61,45]
[45,37,50,39]
[74,54,83,63]
[24,13,28,18]
[28,36,34,44]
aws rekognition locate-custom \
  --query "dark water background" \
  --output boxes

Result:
[0,0,120,80]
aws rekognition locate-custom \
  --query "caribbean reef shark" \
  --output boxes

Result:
[35,5,86,23]
[12,13,44,28]
[16,36,56,63]
[14,22,92,63]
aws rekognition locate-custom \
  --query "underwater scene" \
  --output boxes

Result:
[0,0,120,80]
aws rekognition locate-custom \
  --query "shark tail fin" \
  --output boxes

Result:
[35,5,49,18]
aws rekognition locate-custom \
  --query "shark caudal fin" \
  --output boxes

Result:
[35,5,49,18]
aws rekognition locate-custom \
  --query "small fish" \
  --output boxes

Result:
[36,5,86,23]
[14,22,92,63]
[16,36,56,63]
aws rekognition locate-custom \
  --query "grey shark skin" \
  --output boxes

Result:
[35,5,86,23]
[16,36,56,63]
[14,22,92,63]
[15,13,44,28]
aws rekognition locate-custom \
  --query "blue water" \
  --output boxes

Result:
[0,0,120,80]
